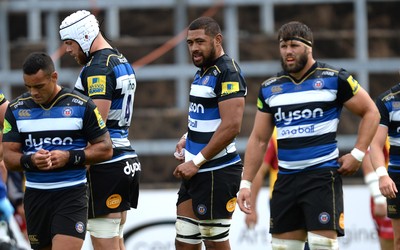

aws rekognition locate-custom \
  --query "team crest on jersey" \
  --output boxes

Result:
[318,212,330,224]
[62,107,73,117]
[313,79,324,89]
[393,101,400,110]
[87,75,106,96]
[197,204,207,215]
[202,76,210,85]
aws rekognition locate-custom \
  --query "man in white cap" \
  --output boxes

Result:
[60,10,141,250]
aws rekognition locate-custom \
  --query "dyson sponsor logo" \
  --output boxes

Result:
[25,134,73,150]
[274,107,323,125]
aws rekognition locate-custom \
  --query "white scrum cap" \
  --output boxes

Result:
[59,10,99,57]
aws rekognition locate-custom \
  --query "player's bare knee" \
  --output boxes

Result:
[307,232,338,250]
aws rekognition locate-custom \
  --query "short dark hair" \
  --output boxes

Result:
[278,21,313,47]
[22,52,55,76]
[188,16,221,37]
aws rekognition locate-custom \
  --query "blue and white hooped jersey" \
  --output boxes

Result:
[75,48,137,163]
[258,61,359,173]
[2,88,108,189]
[375,83,400,173]
[185,54,247,172]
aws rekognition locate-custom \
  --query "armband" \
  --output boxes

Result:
[192,152,207,168]
[68,150,86,166]
[376,166,389,177]
[240,180,252,190]
[350,148,365,162]
[20,154,38,171]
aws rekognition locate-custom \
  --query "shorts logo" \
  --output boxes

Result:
[197,204,207,215]
[75,221,85,233]
[339,213,345,229]
[226,197,237,213]
[106,194,122,209]
[318,212,330,224]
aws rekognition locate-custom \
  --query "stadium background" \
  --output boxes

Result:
[1,0,400,188]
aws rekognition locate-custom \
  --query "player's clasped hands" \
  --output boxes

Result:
[32,149,70,170]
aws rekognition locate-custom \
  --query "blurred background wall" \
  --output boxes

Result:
[1,0,400,187]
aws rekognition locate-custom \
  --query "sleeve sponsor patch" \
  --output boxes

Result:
[3,119,11,134]
[94,107,106,129]
[347,75,360,95]
[221,81,239,96]
[257,98,264,109]
[87,75,106,96]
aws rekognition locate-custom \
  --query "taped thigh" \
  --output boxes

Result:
[87,218,121,238]
[307,232,338,250]
[175,216,202,244]
[271,237,305,250]
[198,219,231,242]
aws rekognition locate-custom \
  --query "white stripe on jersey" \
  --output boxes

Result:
[185,142,236,162]
[277,119,339,139]
[188,117,221,133]
[279,148,339,170]
[111,137,131,147]
[17,118,83,132]
[75,77,84,91]
[389,136,400,147]
[390,110,400,122]
[116,73,136,89]
[25,178,86,189]
[267,89,337,107]
[190,84,217,98]
[108,109,121,120]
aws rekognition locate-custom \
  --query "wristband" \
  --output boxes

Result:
[20,154,38,171]
[192,152,207,167]
[350,148,365,162]
[68,150,86,166]
[376,166,389,177]
[240,180,252,190]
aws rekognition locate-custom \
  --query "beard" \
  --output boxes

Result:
[281,51,308,74]
[192,45,217,69]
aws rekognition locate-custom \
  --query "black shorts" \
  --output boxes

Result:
[270,168,344,236]
[87,157,141,218]
[177,164,242,220]
[24,184,89,250]
[387,172,400,219]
